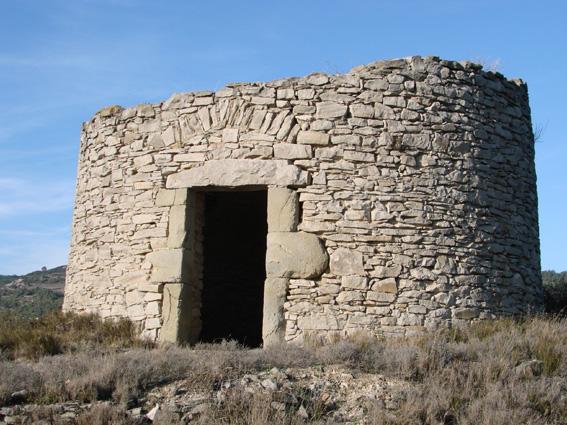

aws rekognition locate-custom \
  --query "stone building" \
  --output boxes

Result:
[63,56,542,346]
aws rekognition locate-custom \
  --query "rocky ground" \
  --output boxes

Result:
[141,364,406,423]
[0,364,407,424]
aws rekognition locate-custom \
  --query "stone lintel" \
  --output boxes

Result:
[166,159,309,189]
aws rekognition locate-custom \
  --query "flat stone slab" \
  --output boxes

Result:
[267,187,299,232]
[262,277,288,346]
[266,231,328,278]
[330,247,365,276]
[166,159,309,188]
[146,249,188,283]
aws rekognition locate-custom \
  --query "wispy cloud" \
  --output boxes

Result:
[0,226,69,238]
[0,145,76,158]
[0,178,21,189]
[0,177,72,273]
[0,179,72,273]
[0,54,100,70]
[0,177,74,217]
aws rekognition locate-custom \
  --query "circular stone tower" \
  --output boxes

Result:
[64,56,542,344]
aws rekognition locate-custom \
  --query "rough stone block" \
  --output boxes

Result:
[223,128,239,143]
[133,214,157,224]
[316,102,347,119]
[162,126,177,146]
[145,318,161,330]
[125,290,143,306]
[159,283,182,343]
[114,271,150,289]
[341,275,368,289]
[167,205,188,248]
[127,304,145,318]
[330,247,364,276]
[262,278,288,346]
[144,292,162,302]
[267,188,299,232]
[145,301,160,315]
[297,313,341,330]
[371,265,402,278]
[297,130,330,145]
[148,134,165,149]
[372,278,398,293]
[266,232,328,278]
[174,153,206,162]
[174,189,188,205]
[366,292,396,304]
[298,88,315,99]
[350,104,374,118]
[274,143,312,159]
[343,150,375,162]
[307,73,329,85]
[336,291,364,303]
[330,135,361,145]
[453,307,479,320]
[147,249,187,283]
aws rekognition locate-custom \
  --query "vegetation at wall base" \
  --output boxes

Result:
[0,311,151,360]
[542,270,567,315]
[0,268,565,423]
[0,313,566,424]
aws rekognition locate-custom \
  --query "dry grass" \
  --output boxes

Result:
[0,310,149,360]
[356,316,567,425]
[189,389,331,425]
[19,403,141,425]
[74,404,139,425]
[1,314,566,424]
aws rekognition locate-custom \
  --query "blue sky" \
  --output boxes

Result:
[0,0,565,274]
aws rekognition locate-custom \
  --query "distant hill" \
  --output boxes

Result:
[0,266,66,318]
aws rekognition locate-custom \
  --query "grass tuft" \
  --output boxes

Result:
[0,310,150,360]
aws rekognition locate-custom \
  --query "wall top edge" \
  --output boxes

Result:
[91,55,528,123]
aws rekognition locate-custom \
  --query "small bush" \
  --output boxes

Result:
[0,362,41,405]
[75,403,139,425]
[192,389,322,425]
[0,310,150,360]
[543,270,567,315]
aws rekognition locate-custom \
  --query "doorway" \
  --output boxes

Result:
[199,190,267,347]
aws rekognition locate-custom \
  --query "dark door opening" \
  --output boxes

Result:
[200,190,267,347]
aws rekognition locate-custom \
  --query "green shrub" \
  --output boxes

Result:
[0,286,63,319]
[543,270,567,315]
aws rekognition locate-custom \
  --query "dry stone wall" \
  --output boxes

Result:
[63,56,542,343]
